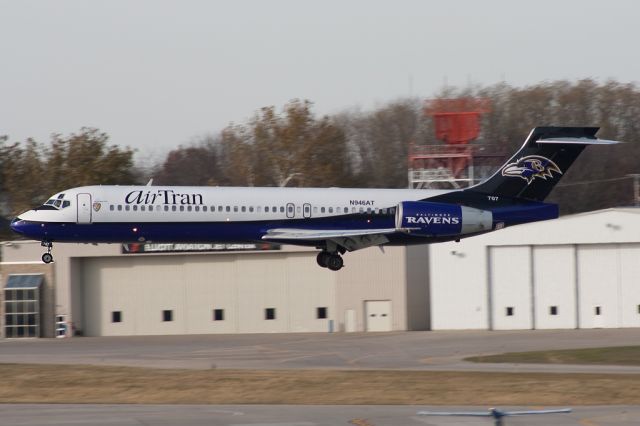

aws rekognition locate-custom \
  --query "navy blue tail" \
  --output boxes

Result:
[427,126,609,209]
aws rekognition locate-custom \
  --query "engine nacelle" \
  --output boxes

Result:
[395,201,493,237]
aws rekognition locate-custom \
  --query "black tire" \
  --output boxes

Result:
[42,253,53,264]
[326,254,344,271]
[316,251,330,268]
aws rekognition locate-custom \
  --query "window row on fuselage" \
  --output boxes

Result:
[108,203,396,215]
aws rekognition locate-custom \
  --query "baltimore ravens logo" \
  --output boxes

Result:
[501,155,562,184]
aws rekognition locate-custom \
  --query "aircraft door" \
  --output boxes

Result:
[286,203,295,218]
[77,193,92,224]
[303,203,311,218]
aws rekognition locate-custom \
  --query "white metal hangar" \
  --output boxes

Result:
[0,207,639,338]
[428,208,640,330]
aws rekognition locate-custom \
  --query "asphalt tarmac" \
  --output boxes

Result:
[0,404,638,425]
[3,329,640,425]
[2,329,640,373]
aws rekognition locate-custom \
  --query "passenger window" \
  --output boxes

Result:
[366,207,372,214]
[125,205,130,211]
[149,205,153,211]
[110,205,114,211]
[117,205,122,211]
[328,207,333,213]
[321,207,325,213]
[226,206,230,212]
[234,206,238,212]
[164,205,169,211]
[279,206,284,213]
[179,206,185,211]
[195,206,200,212]
[172,205,177,211]
[133,205,138,211]
[359,207,364,213]
[241,206,246,212]
[344,207,349,213]
[141,205,145,211]
[187,206,192,212]
[203,206,207,212]
[265,206,269,212]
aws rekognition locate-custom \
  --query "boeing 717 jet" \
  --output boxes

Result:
[11,127,617,270]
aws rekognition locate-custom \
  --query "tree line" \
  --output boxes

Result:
[1,79,639,234]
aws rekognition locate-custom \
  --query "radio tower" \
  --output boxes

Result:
[408,98,501,189]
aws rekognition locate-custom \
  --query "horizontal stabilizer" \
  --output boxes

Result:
[538,137,620,145]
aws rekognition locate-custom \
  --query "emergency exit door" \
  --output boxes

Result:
[77,193,92,224]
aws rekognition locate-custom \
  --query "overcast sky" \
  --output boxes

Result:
[1,0,638,161]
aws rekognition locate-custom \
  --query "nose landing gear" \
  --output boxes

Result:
[41,241,54,264]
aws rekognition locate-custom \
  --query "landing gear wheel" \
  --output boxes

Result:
[326,254,344,271]
[316,251,331,268]
[41,241,54,264]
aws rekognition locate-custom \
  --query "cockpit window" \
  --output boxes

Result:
[39,194,70,210]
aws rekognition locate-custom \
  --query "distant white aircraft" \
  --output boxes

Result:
[417,407,572,426]
[11,127,617,270]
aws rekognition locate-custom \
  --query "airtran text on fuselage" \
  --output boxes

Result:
[125,190,204,205]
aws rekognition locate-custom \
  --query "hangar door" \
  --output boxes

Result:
[489,246,532,330]
[577,244,640,328]
[79,254,332,336]
[489,243,640,330]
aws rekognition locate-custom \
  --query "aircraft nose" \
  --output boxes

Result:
[10,217,25,235]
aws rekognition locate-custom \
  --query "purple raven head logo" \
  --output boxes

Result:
[501,155,562,184]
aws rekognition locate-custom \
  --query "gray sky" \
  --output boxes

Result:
[1,0,638,161]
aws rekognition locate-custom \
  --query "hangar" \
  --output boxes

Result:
[429,207,640,330]
[0,242,429,337]
[1,207,638,338]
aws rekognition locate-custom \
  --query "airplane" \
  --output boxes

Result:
[10,127,618,271]
[417,407,572,426]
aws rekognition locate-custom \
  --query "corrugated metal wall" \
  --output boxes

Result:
[487,243,640,330]
[81,253,334,336]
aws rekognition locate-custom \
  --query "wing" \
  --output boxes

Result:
[505,408,572,416]
[416,411,490,417]
[261,228,396,251]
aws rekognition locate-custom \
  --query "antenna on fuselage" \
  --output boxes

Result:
[146,179,153,186]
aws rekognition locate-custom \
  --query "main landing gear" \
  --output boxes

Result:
[41,241,54,264]
[316,250,344,271]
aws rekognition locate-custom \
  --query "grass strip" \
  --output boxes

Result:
[1,364,640,405]
[465,346,640,366]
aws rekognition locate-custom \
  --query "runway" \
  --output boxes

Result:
[2,330,640,424]
[1,329,640,373]
[0,404,638,425]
